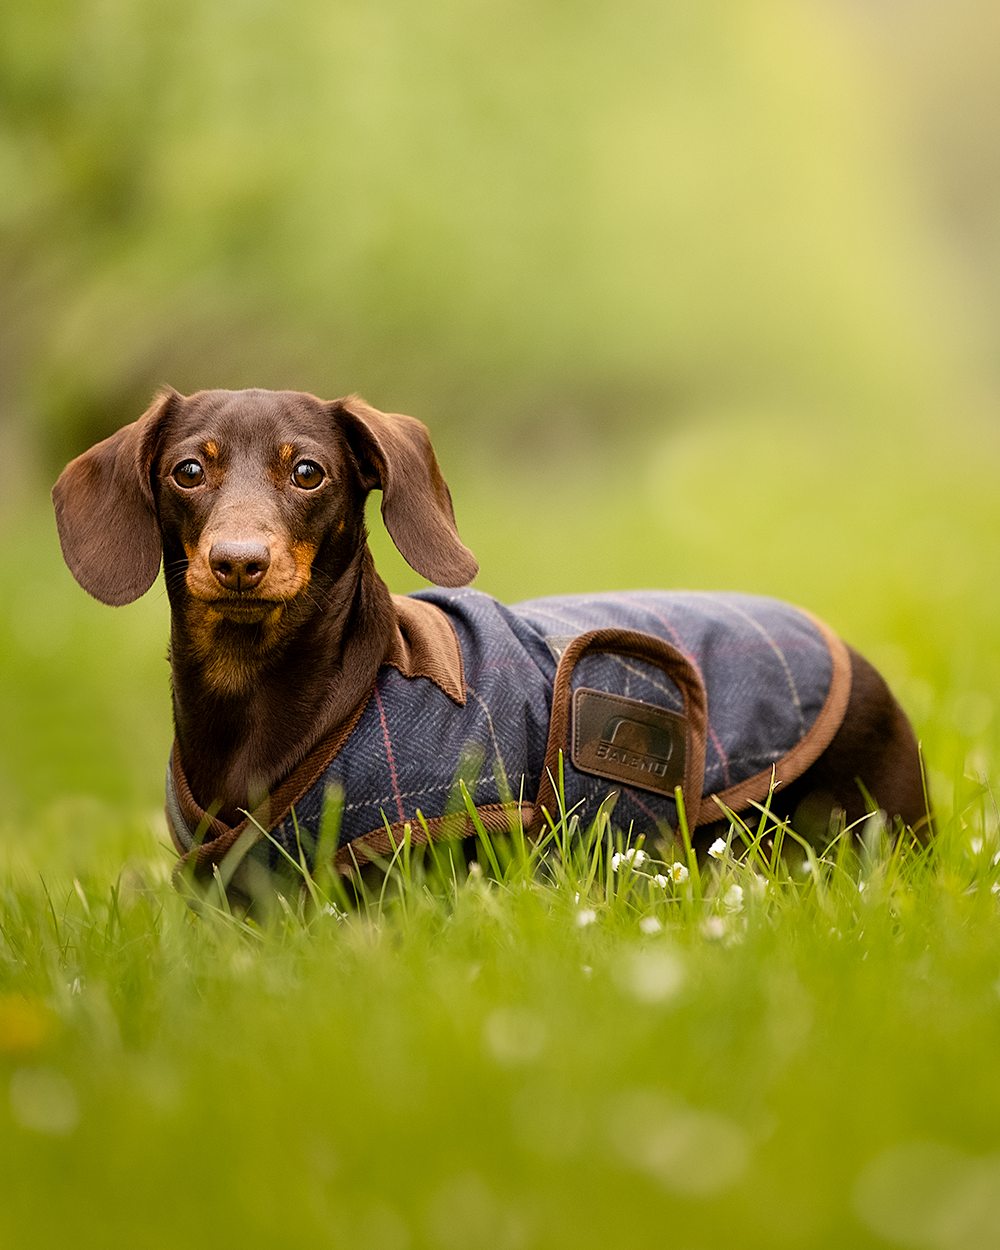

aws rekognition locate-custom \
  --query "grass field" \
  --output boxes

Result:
[3,411,1000,1249]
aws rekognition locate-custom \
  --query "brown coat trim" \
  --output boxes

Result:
[384,594,465,704]
[332,802,537,871]
[532,628,709,830]
[693,611,853,826]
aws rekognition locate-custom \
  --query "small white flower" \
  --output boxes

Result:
[467,861,483,879]
[707,838,727,859]
[701,915,728,940]
[576,907,598,928]
[722,884,744,912]
[611,847,648,872]
[652,865,688,887]
[639,916,663,935]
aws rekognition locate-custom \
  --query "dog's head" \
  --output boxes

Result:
[52,388,478,616]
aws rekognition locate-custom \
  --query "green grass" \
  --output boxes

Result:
[2,791,1000,1250]
[5,413,1000,1249]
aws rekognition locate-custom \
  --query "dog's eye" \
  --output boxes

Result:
[172,459,205,489]
[292,460,325,490]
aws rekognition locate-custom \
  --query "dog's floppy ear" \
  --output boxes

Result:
[333,396,478,587]
[52,388,180,605]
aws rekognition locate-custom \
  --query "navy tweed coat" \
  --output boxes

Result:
[167,588,851,891]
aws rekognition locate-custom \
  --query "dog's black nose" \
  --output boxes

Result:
[209,541,271,592]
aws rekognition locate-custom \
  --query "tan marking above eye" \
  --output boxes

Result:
[279,443,295,463]
[203,441,219,460]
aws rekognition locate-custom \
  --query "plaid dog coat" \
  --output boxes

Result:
[168,589,851,890]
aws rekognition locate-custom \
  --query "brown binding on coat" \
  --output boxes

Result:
[695,612,853,826]
[533,628,709,830]
[384,594,466,705]
[333,802,535,872]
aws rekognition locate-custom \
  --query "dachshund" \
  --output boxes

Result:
[53,388,928,893]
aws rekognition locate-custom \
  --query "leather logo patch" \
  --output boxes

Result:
[571,688,686,798]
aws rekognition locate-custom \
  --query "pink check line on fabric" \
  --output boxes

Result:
[701,596,806,735]
[627,787,662,827]
[646,603,733,790]
[373,685,406,824]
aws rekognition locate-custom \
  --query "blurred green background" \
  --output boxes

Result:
[2,0,999,855]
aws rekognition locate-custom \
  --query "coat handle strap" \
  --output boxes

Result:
[534,628,708,832]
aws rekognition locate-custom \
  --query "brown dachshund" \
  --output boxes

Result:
[53,388,928,889]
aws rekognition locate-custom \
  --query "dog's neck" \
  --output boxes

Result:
[169,545,395,825]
